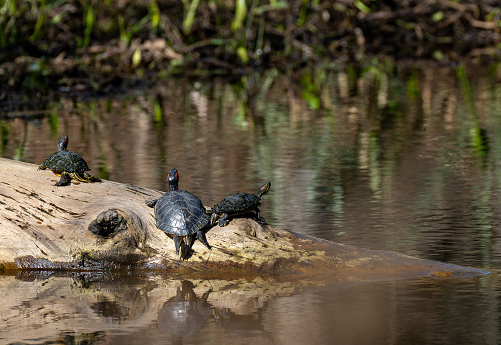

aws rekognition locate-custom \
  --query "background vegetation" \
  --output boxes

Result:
[1,0,500,95]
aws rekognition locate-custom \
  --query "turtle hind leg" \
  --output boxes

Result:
[69,172,90,182]
[197,230,212,251]
[173,234,181,255]
[179,235,195,260]
[55,172,70,186]
[84,173,101,182]
[172,234,192,260]
[70,172,101,183]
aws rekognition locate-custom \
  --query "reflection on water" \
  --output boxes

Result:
[0,272,498,345]
[2,62,501,343]
[158,280,212,343]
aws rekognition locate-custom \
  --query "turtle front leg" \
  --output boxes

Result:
[218,213,230,227]
[55,172,70,186]
[145,199,158,208]
[255,208,266,223]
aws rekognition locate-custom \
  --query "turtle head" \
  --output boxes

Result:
[57,135,69,151]
[257,182,271,198]
[168,168,179,192]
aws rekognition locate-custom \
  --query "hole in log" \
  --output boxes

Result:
[88,209,128,238]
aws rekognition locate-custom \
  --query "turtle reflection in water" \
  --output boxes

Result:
[146,168,211,258]
[38,135,101,186]
[157,280,213,343]
[210,182,271,227]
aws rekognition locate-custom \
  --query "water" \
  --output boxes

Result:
[0,272,498,344]
[1,62,501,344]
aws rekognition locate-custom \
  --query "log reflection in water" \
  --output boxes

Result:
[0,271,496,345]
[0,272,316,343]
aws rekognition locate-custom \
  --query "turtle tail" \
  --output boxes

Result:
[70,172,101,183]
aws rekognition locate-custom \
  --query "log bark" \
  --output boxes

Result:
[0,158,488,278]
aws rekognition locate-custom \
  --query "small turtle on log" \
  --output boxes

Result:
[38,135,101,186]
[146,168,211,257]
[210,182,271,227]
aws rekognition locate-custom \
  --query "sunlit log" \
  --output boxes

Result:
[0,157,487,278]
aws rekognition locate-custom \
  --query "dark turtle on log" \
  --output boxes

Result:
[146,168,211,257]
[38,135,101,186]
[210,182,271,227]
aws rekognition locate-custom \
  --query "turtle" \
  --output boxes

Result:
[210,181,271,227]
[38,135,101,186]
[146,168,211,256]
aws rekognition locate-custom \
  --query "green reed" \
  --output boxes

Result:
[0,0,319,60]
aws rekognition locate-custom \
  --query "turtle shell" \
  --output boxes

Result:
[154,190,209,237]
[40,150,90,173]
[212,193,260,215]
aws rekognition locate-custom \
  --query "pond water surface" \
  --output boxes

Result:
[1,62,501,344]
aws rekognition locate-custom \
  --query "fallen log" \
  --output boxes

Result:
[0,157,488,278]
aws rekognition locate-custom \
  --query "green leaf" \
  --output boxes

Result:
[354,0,371,15]
[432,11,444,22]
[432,50,444,61]
[236,46,249,63]
[148,1,161,32]
[301,89,321,110]
[231,0,247,32]
[182,0,201,34]
[132,49,141,67]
